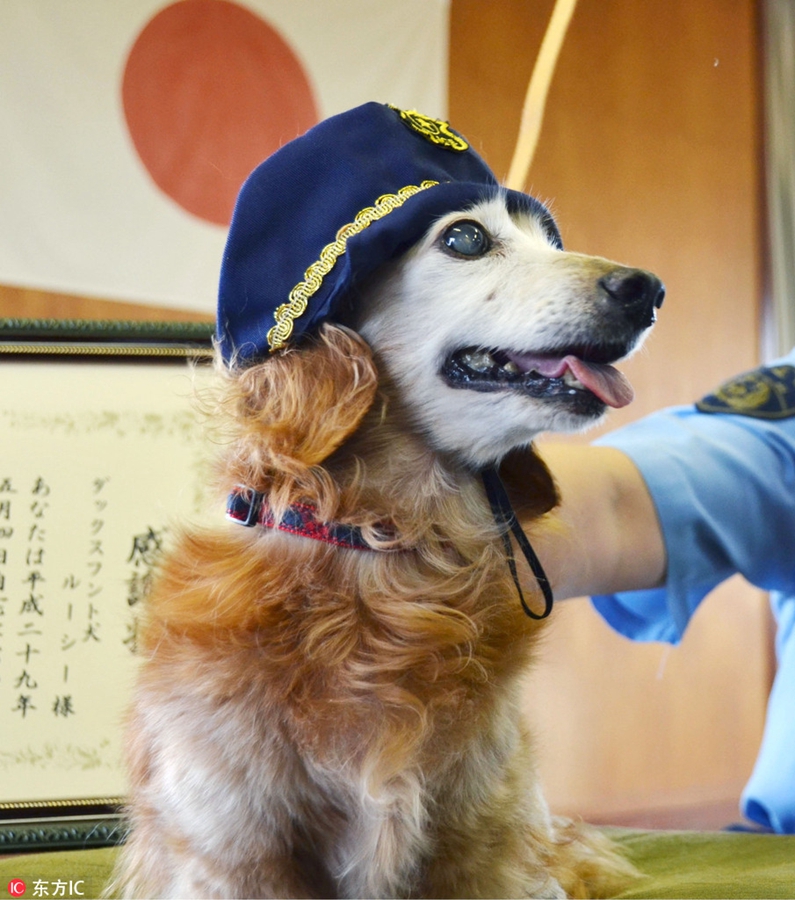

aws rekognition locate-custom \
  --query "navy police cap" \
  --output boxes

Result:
[217,102,561,362]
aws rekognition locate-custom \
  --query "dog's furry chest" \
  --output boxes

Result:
[136,524,539,756]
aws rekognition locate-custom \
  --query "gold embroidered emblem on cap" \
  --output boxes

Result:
[390,106,469,153]
[267,180,440,352]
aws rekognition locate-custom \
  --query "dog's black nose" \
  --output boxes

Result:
[599,267,665,326]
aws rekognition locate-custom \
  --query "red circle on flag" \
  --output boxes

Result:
[122,0,319,226]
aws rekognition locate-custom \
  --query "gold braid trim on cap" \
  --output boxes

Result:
[267,179,439,351]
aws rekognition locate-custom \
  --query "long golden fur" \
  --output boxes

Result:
[112,194,659,898]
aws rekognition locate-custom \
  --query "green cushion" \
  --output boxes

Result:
[1,829,794,898]
[611,828,795,899]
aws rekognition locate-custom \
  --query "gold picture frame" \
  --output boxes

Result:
[0,319,213,850]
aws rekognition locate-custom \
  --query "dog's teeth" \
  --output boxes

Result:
[462,350,496,372]
[502,361,521,375]
[562,370,584,389]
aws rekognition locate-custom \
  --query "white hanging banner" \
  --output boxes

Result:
[0,0,450,313]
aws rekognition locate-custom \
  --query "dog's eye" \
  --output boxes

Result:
[441,221,491,258]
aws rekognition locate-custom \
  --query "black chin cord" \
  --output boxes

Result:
[480,467,554,620]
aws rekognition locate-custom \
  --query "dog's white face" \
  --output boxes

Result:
[356,195,664,467]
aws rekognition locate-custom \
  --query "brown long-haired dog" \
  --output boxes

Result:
[112,106,664,898]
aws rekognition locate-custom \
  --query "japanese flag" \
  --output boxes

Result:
[0,0,449,313]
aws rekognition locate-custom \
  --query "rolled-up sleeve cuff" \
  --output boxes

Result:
[591,587,690,644]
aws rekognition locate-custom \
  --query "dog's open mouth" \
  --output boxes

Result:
[442,345,635,412]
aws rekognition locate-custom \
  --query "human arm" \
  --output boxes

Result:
[528,443,666,601]
[524,379,795,642]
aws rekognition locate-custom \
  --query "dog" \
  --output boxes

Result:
[112,104,663,898]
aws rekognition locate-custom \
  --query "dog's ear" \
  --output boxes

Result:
[221,324,379,481]
[498,445,560,520]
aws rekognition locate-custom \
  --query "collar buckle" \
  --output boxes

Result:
[226,486,263,527]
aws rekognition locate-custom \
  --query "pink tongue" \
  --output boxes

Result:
[506,352,635,409]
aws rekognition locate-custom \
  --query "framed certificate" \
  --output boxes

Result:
[0,319,214,850]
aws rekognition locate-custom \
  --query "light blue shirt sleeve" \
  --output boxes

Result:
[591,387,795,644]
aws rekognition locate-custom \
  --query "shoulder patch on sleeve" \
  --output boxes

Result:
[696,364,795,418]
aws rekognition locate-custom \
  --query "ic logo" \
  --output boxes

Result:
[7,880,26,897]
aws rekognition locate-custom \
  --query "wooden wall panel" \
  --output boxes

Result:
[0,284,212,323]
[450,0,770,827]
